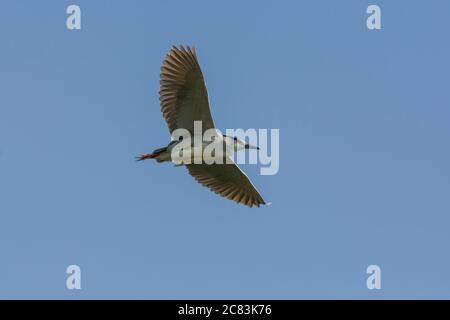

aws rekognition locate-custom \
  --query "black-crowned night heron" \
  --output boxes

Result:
[138,46,266,208]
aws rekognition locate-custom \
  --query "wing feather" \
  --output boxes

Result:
[186,161,266,208]
[159,45,216,134]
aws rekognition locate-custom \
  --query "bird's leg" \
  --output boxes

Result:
[136,150,166,161]
[136,153,155,161]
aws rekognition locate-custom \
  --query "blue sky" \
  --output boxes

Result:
[0,0,449,299]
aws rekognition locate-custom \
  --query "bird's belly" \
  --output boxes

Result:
[171,142,233,164]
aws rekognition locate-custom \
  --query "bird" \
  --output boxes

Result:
[137,45,266,208]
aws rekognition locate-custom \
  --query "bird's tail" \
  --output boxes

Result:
[136,147,167,161]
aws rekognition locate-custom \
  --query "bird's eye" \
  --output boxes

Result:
[234,137,237,141]
[179,136,183,141]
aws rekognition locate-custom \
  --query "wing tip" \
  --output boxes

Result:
[170,44,197,58]
[244,198,269,208]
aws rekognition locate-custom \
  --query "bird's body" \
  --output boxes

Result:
[140,134,245,163]
[138,46,266,208]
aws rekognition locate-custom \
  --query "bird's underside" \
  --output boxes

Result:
[140,45,266,208]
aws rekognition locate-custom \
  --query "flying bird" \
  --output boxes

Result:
[137,45,266,207]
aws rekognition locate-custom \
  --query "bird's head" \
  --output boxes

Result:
[223,135,260,151]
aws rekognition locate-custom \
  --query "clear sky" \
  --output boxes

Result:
[1,0,449,299]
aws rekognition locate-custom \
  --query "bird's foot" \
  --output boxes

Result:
[136,153,155,161]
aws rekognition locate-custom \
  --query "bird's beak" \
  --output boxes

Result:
[245,144,260,150]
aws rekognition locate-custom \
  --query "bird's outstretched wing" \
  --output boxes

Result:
[160,45,215,135]
[186,160,266,208]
